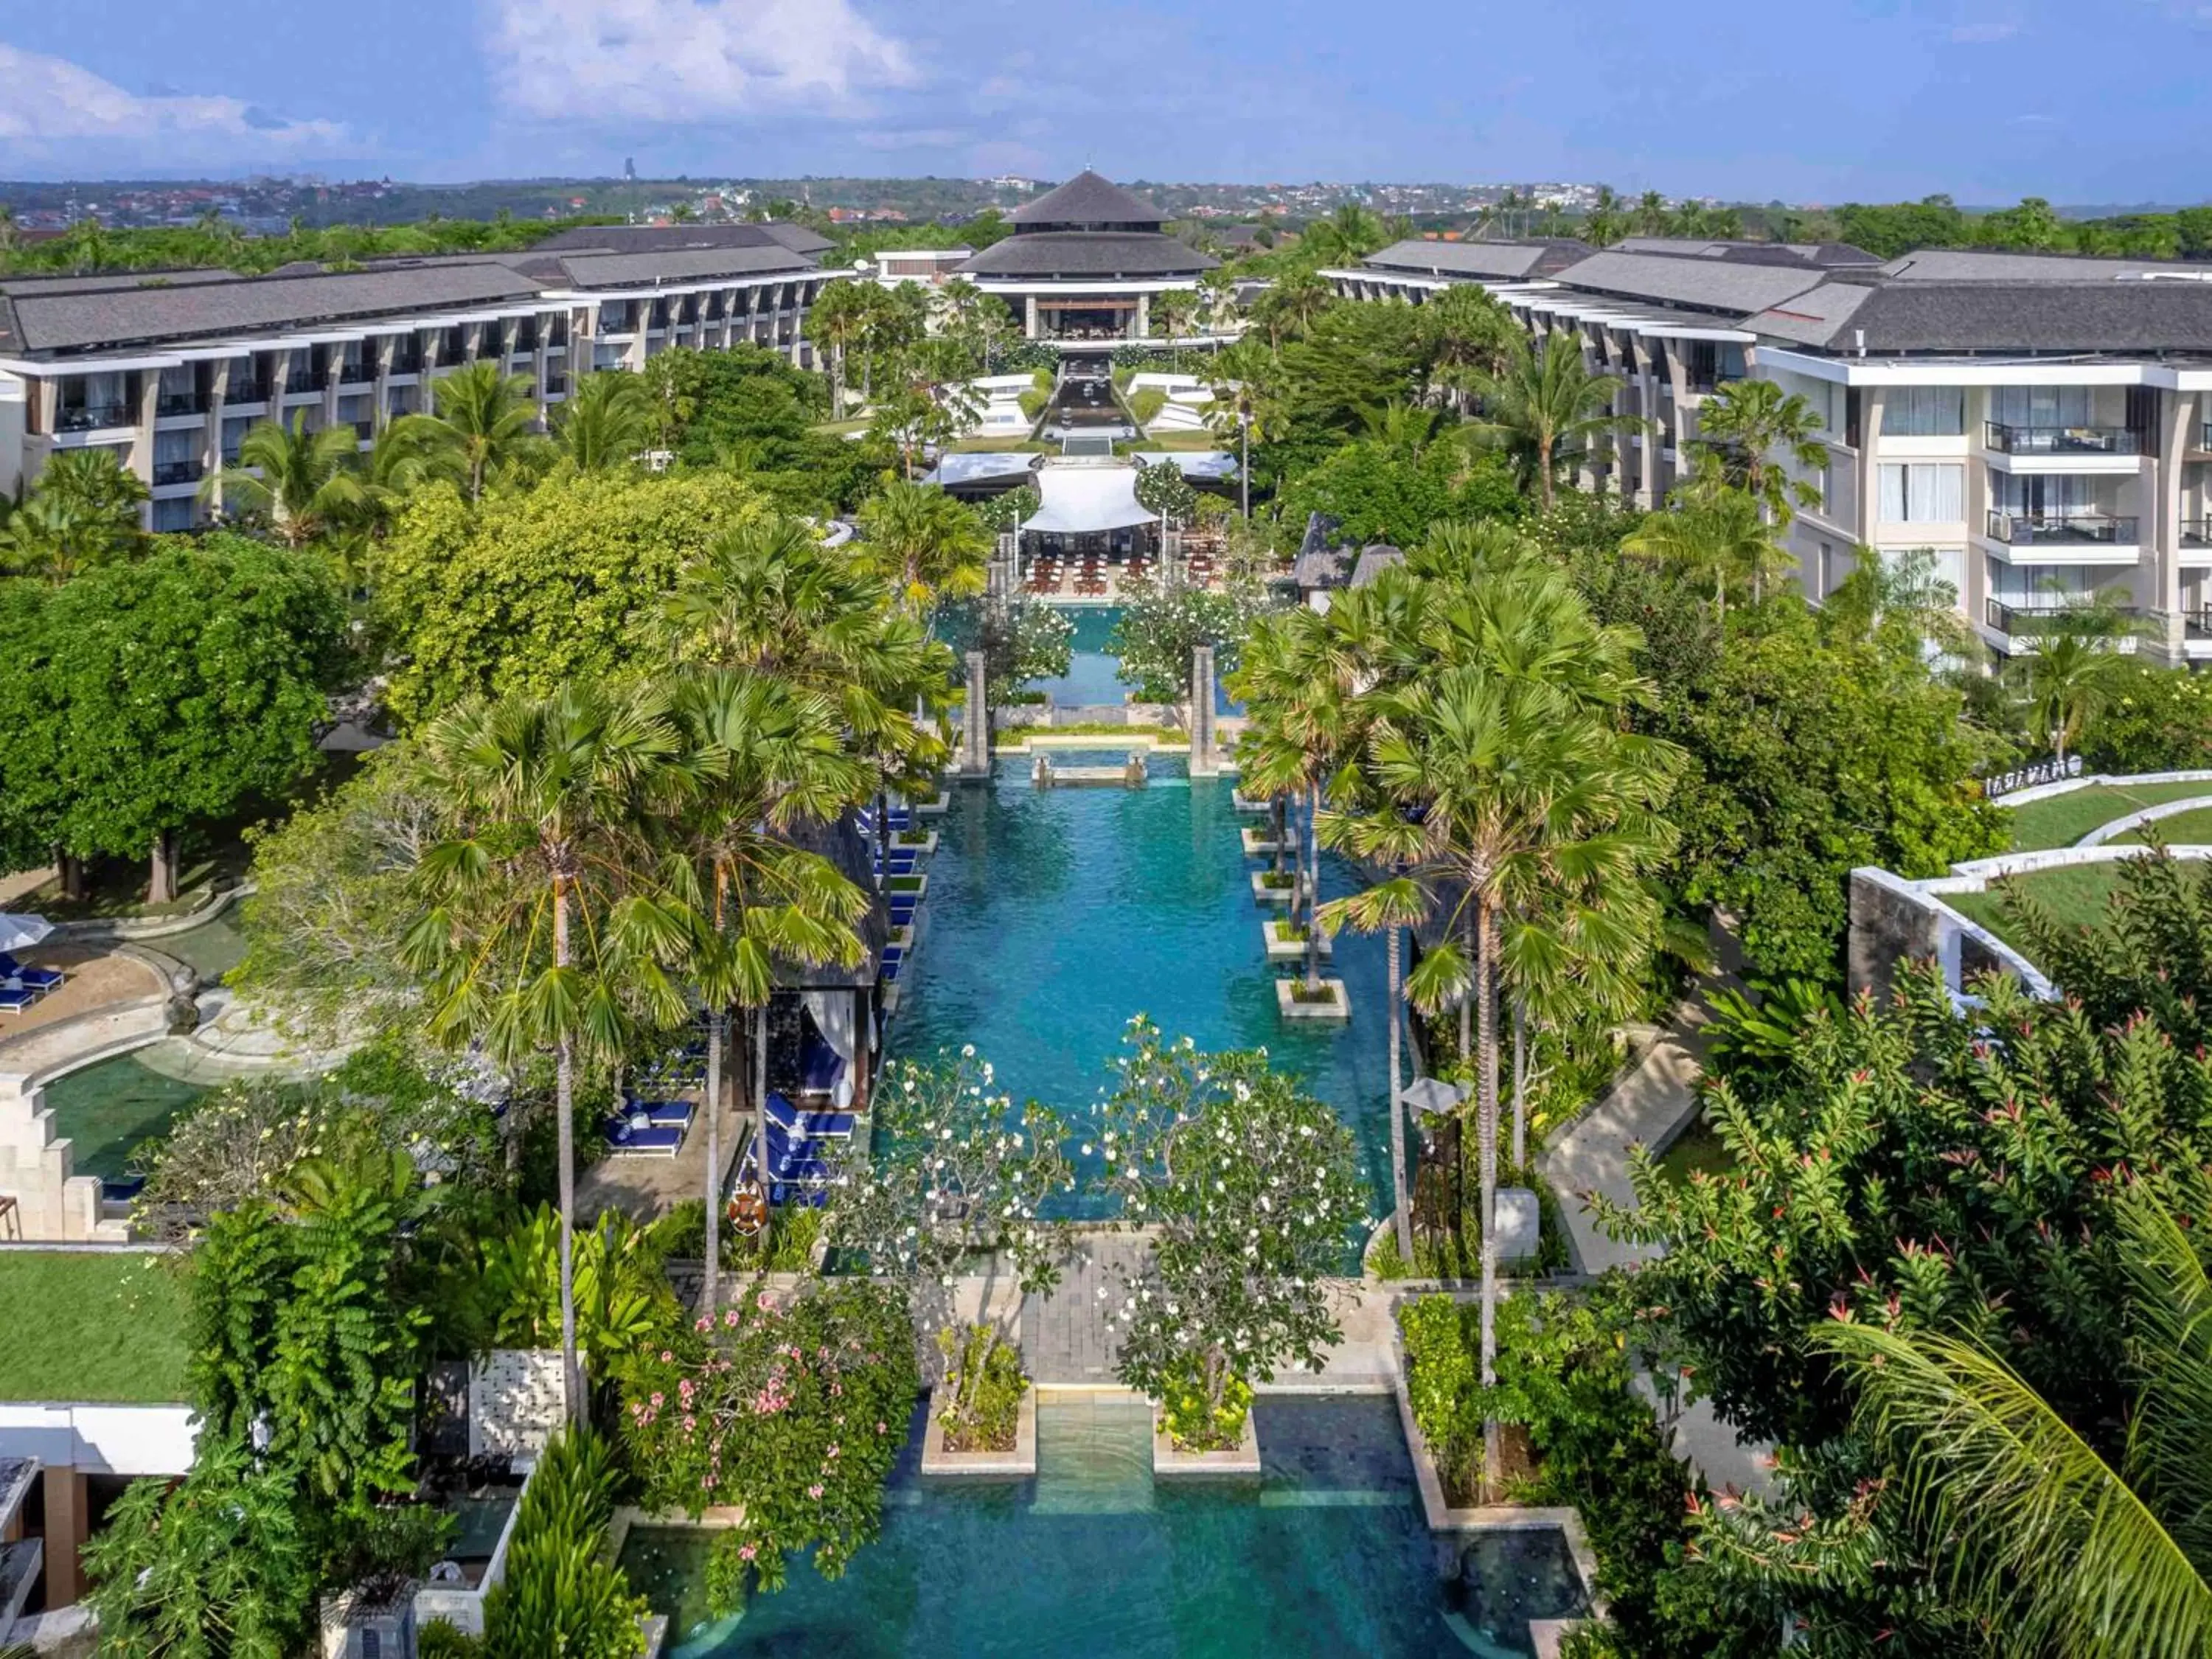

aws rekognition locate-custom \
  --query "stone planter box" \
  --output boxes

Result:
[1263,919,1332,962]
[1251,872,1298,906]
[1231,790,1271,814]
[1240,828,1289,857]
[885,874,928,901]
[1276,977,1351,1021]
[894,830,939,856]
[1152,1408,1262,1478]
[912,791,950,818]
[889,925,914,950]
[920,1387,1037,1478]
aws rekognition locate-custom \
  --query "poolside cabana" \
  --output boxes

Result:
[1018,462,1161,590]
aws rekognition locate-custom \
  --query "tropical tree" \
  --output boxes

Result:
[2006,605,2138,764]
[403,682,682,1416]
[4,447,147,579]
[804,279,876,417]
[1621,468,1791,624]
[204,412,369,548]
[854,481,990,610]
[1465,331,1638,509]
[1152,287,1201,362]
[1324,559,1684,1495]
[659,665,872,1308]
[1133,455,1198,529]
[554,370,657,472]
[1691,377,1829,560]
[1248,270,1333,349]
[414,358,545,501]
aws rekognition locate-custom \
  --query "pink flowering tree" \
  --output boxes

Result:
[1098,1018,1366,1450]
[823,1046,1076,1444]
[621,1280,918,1609]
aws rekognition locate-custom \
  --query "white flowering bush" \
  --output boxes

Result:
[824,1048,1075,1444]
[1096,1018,1365,1450]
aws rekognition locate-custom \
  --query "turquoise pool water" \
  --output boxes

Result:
[1031,606,1130,707]
[886,753,1396,1222]
[619,1397,1587,1658]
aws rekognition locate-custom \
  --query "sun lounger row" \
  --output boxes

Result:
[602,1096,696,1158]
[0,953,63,1015]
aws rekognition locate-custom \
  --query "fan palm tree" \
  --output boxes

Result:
[204,412,370,548]
[1324,562,1683,1497]
[403,683,682,1417]
[1816,1174,2212,1657]
[855,481,991,611]
[1465,332,1639,509]
[554,371,656,472]
[661,669,873,1308]
[416,359,544,501]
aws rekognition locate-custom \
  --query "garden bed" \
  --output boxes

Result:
[919,1388,1037,1478]
[2004,779,2212,851]
[1152,1409,1262,1477]
[1262,918,1332,961]
[1275,977,1349,1021]
[1250,871,1297,905]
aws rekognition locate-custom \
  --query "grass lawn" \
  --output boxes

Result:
[2004,781,2212,852]
[1651,1116,1736,1187]
[809,417,871,437]
[942,437,1052,454]
[2117,805,2212,844]
[0,1251,189,1403]
[1123,431,1231,453]
[1944,861,2138,956]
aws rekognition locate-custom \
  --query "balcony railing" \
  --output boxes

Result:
[1983,420,2141,457]
[283,372,320,397]
[57,403,133,432]
[225,380,267,405]
[2185,609,2212,641]
[156,392,205,417]
[152,459,204,486]
[2184,520,2212,550]
[351,420,376,442]
[1986,599,2140,637]
[337,361,371,386]
[1986,509,2139,547]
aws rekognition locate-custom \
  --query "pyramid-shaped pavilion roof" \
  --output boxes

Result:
[1011,171,1169,229]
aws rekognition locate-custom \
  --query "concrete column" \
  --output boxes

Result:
[961,650,991,779]
[2150,388,2192,664]
[41,1465,88,1607]
[1135,293,1151,341]
[1190,644,1219,776]
[131,369,159,508]
[1025,295,1040,340]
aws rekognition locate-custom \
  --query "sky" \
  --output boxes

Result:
[3,0,2211,204]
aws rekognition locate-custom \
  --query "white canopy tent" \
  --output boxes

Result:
[1023,465,1158,535]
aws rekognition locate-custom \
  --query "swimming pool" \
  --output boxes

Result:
[39,1054,206,1180]
[617,1397,1587,1658]
[884,752,1397,1223]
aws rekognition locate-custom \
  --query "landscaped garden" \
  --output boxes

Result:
[2003,776,2212,851]
[0,1251,189,1403]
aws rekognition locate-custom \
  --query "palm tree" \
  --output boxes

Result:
[855,481,991,611]
[1465,333,1640,509]
[204,413,369,548]
[661,669,873,1307]
[416,359,543,501]
[1,448,147,579]
[1691,378,1829,585]
[1632,190,1669,237]
[1251,271,1332,349]
[806,279,876,417]
[1621,470,1790,625]
[1815,1175,2212,1656]
[554,371,656,472]
[404,683,681,1417]
[1152,288,1200,364]
[1421,285,1517,411]
[1325,561,1683,1497]
[2008,610,2135,765]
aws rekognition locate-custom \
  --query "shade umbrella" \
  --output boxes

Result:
[1400,1077,1462,1121]
[0,914,52,953]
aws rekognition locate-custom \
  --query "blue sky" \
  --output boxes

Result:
[3,0,2210,204]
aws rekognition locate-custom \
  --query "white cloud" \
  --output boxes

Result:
[485,0,917,123]
[0,44,348,154]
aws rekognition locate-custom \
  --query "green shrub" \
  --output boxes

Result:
[1159,1366,1252,1452]
[481,1425,644,1659]
[935,1323,1027,1450]
[417,1619,487,1658]
[1017,388,1048,421]
[1127,388,1167,426]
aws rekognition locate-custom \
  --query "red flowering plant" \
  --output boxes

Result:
[620,1279,918,1610]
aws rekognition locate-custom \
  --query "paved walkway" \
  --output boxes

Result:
[1024,1233,1150,1385]
[1539,987,1775,1497]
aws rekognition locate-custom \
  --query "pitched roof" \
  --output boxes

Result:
[1350,546,1405,588]
[1548,249,1829,316]
[958,232,1215,279]
[550,245,817,289]
[1613,237,1882,269]
[1756,279,2212,354]
[1010,171,1169,229]
[4,261,548,355]
[1362,238,1593,280]
[535,221,832,257]
[1880,247,2212,282]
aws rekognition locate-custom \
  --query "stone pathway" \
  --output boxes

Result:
[1023,1233,1152,1385]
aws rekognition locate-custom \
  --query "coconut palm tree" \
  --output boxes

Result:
[1691,378,1829,568]
[855,481,991,611]
[1,448,147,579]
[806,279,876,417]
[1815,1174,2212,1657]
[414,359,544,501]
[661,667,872,1310]
[1621,468,1790,625]
[553,371,656,472]
[404,682,681,1417]
[2007,607,2136,765]
[1324,561,1683,1497]
[1464,332,1640,509]
[204,413,370,548]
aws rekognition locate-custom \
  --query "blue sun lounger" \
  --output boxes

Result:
[603,1116,683,1157]
[0,984,37,1015]
[768,1091,855,1140]
[625,1098,696,1130]
[0,954,62,993]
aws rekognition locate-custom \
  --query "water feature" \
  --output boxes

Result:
[885,750,1396,1222]
[40,1054,206,1180]
[618,1397,1587,1658]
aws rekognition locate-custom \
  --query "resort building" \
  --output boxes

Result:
[956,173,1217,347]
[1326,238,2212,663]
[867,247,975,289]
[0,222,836,531]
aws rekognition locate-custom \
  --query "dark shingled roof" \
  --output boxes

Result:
[552,245,817,289]
[1881,247,2212,282]
[1362,238,1593,281]
[1548,249,1827,317]
[959,232,1214,279]
[1756,279,2212,355]
[1613,237,1882,269]
[535,221,832,258]
[4,261,548,355]
[1011,171,1169,229]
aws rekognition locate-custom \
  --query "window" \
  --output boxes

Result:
[1990,470,2098,516]
[150,497,195,532]
[1992,386,2091,430]
[1880,386,1965,437]
[1879,462,1964,523]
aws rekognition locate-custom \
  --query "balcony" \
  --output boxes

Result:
[1985,509,2139,549]
[351,420,376,442]
[2186,609,2212,641]
[337,362,372,387]
[2185,520,2212,552]
[1983,421,2140,457]
[56,403,132,432]
[152,459,204,487]
[156,392,206,417]
[283,373,321,398]
[1986,599,2140,639]
[225,380,268,406]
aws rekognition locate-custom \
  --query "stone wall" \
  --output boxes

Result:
[468,1350,567,1462]
[0,1076,106,1242]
